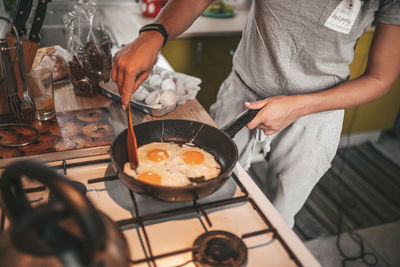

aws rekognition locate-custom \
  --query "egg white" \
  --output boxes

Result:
[137,142,179,168]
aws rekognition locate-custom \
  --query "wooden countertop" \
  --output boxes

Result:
[0,81,216,168]
[55,82,214,123]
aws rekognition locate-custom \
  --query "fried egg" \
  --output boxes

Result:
[137,142,180,168]
[123,142,221,187]
[136,169,189,186]
[172,144,221,180]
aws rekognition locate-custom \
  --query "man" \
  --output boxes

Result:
[112,0,400,226]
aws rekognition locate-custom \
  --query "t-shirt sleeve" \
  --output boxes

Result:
[376,0,400,25]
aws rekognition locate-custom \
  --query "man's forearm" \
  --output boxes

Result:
[153,0,214,39]
[296,73,395,117]
[296,23,400,117]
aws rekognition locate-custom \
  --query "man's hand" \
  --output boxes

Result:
[245,95,306,135]
[111,31,164,109]
[111,0,214,109]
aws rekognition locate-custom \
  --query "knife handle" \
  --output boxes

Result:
[12,0,33,36]
[29,0,50,43]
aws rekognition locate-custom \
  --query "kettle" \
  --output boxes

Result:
[0,160,130,267]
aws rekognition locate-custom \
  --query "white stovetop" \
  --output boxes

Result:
[22,156,319,267]
[0,153,320,266]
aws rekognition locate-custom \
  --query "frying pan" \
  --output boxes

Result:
[110,109,258,202]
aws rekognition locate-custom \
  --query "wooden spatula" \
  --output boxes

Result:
[127,104,139,168]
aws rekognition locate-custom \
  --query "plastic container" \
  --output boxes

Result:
[99,67,201,117]
[99,81,177,117]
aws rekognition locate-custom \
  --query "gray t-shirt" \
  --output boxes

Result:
[233,0,400,98]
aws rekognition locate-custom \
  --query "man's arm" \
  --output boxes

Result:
[246,23,400,135]
[154,0,215,39]
[111,0,214,109]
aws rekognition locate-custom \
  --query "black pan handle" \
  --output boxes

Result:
[221,109,260,139]
[0,160,106,265]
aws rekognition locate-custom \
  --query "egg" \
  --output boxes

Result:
[137,142,179,167]
[123,142,221,187]
[124,142,189,186]
[137,169,189,186]
[133,87,149,102]
[160,91,177,106]
[148,74,163,88]
[160,70,172,80]
[174,144,221,180]
[145,91,160,105]
[123,166,189,186]
[161,78,176,92]
[137,171,162,185]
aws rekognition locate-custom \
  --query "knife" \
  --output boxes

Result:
[7,0,40,107]
[29,0,51,42]
[12,0,34,36]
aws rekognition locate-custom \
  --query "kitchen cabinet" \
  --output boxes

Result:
[162,36,241,111]
[163,32,400,134]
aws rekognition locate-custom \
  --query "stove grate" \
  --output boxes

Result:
[1,159,303,267]
[86,171,302,267]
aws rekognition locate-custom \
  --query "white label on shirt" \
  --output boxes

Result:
[324,0,362,34]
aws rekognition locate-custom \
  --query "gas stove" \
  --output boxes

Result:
[0,155,319,267]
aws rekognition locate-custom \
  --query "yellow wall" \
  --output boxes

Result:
[343,32,400,134]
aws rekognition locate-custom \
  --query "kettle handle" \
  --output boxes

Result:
[0,160,106,265]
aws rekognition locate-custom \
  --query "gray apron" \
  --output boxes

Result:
[209,0,399,226]
[210,71,344,227]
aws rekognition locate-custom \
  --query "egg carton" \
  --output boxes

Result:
[100,67,201,116]
[140,66,201,105]
[99,80,177,117]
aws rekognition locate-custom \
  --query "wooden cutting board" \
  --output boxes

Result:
[0,107,115,159]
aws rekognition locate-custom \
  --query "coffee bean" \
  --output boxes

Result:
[68,38,112,97]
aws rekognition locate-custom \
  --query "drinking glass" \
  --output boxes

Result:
[27,68,55,121]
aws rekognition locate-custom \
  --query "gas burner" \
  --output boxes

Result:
[193,230,247,267]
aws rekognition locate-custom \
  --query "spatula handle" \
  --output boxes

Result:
[126,104,139,168]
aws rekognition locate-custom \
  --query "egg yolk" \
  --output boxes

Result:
[182,151,204,165]
[147,149,169,162]
[138,172,162,185]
